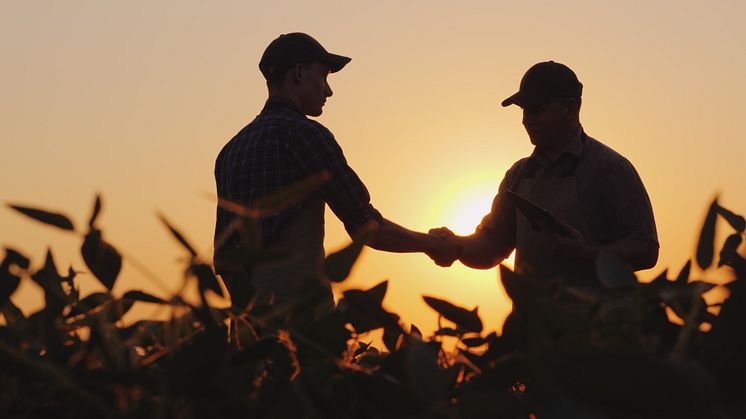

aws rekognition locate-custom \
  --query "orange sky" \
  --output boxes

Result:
[2,1,745,335]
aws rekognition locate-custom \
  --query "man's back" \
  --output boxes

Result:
[215,96,320,251]
[214,96,382,262]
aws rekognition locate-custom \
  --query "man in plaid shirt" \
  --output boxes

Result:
[214,33,458,309]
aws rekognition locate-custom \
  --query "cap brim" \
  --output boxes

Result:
[501,91,548,108]
[324,53,351,73]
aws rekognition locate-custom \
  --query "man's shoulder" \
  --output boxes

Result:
[499,156,533,191]
[581,134,644,185]
[583,134,635,169]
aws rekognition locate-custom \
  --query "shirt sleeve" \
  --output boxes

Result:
[476,161,523,253]
[290,122,383,236]
[600,157,659,244]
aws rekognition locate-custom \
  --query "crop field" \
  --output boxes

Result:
[1,187,745,419]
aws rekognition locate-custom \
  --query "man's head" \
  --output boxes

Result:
[259,33,351,117]
[502,61,583,148]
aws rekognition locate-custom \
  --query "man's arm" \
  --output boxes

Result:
[292,125,459,260]
[428,227,513,269]
[356,219,461,261]
[547,221,659,271]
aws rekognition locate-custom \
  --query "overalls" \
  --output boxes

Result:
[513,139,598,288]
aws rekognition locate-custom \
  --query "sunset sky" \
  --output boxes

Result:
[2,1,745,335]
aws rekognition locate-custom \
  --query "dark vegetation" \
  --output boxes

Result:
[1,185,745,418]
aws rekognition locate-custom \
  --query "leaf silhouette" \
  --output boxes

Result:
[716,204,746,233]
[0,248,28,305]
[342,280,400,333]
[323,227,373,283]
[718,234,743,268]
[410,324,423,339]
[30,250,68,315]
[7,204,75,231]
[69,292,112,316]
[81,229,122,291]
[676,260,691,284]
[462,336,487,347]
[434,327,461,337]
[423,296,483,333]
[157,213,197,258]
[696,198,718,270]
[188,263,224,297]
[123,290,167,304]
[652,268,669,285]
[383,325,403,352]
[367,279,388,304]
[88,194,102,228]
[499,264,527,303]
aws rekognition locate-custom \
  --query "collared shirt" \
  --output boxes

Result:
[478,128,658,259]
[214,96,382,251]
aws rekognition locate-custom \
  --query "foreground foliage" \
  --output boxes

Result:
[1,192,745,418]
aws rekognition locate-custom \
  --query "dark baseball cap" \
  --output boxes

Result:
[501,61,583,108]
[259,33,351,80]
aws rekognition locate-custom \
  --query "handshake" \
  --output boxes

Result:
[425,226,463,267]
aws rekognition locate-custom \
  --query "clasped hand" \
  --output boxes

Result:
[426,227,462,267]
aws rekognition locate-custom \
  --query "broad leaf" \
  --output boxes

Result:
[696,198,718,269]
[718,234,743,268]
[81,229,122,291]
[8,203,75,231]
[383,325,403,352]
[423,295,483,333]
[323,228,373,283]
[716,204,746,233]
[342,280,401,333]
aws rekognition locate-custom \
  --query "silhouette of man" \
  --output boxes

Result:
[214,33,458,309]
[429,61,658,285]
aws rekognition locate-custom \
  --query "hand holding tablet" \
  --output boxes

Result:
[504,190,570,235]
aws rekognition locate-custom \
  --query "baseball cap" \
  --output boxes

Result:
[259,33,351,80]
[501,61,583,108]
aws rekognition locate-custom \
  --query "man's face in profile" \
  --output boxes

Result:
[521,97,571,149]
[298,61,333,117]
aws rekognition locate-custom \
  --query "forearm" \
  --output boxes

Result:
[588,238,659,271]
[367,218,441,254]
[457,233,513,270]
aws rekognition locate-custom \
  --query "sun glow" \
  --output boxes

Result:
[427,172,516,270]
[429,173,499,236]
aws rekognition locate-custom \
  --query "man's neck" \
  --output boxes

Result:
[268,89,302,111]
[536,124,581,163]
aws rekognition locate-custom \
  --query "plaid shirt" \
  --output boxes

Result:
[214,96,382,253]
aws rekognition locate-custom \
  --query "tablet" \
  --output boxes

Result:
[505,190,568,235]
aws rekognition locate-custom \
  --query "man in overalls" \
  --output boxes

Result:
[214,33,459,312]
[429,61,659,287]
